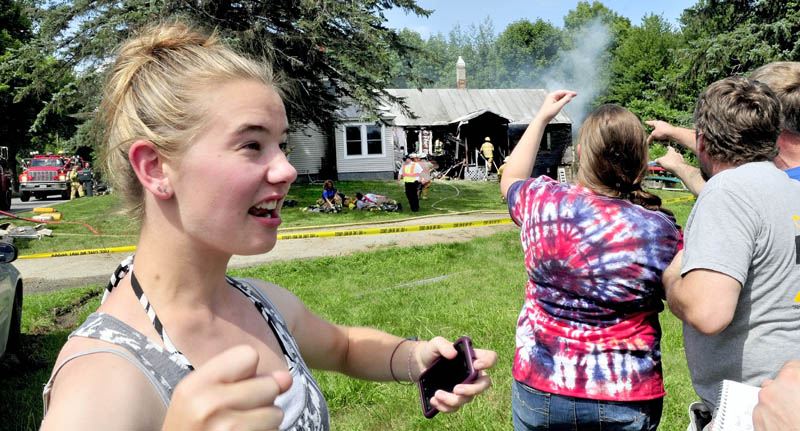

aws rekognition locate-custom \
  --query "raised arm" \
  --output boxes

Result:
[646,120,698,153]
[501,90,577,198]
[654,147,706,196]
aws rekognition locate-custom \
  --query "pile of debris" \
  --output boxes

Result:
[0,222,53,243]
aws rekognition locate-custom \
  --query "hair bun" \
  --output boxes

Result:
[122,22,214,59]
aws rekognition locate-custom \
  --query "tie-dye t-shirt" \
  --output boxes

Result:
[507,176,682,401]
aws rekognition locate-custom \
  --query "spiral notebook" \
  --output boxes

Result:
[714,379,761,431]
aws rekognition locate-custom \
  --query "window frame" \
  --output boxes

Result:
[342,123,385,159]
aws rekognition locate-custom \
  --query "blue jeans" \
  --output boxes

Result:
[512,380,662,431]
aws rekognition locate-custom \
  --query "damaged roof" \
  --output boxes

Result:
[384,88,572,126]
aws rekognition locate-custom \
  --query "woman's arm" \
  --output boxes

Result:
[500,90,577,198]
[261,281,497,414]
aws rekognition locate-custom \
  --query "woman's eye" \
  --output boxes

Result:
[279,142,289,154]
[243,142,261,151]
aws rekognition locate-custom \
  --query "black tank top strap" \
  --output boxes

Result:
[130,271,195,371]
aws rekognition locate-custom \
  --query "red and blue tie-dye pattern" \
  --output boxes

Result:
[507,176,682,401]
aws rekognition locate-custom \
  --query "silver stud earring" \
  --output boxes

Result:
[157,186,168,194]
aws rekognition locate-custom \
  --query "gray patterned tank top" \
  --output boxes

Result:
[42,276,330,431]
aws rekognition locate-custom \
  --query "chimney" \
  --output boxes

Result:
[456,56,466,89]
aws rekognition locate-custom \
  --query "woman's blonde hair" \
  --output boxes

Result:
[576,104,672,216]
[99,21,282,219]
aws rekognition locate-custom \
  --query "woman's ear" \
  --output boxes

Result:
[129,140,172,199]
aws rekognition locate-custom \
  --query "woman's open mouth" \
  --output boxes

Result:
[248,200,279,218]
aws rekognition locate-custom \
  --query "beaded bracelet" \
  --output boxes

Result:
[407,337,419,384]
[390,336,419,385]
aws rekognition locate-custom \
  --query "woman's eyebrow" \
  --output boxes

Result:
[234,124,269,135]
[233,124,288,137]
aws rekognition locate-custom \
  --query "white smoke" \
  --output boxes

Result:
[537,18,613,135]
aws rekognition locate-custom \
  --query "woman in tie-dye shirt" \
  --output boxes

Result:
[500,91,682,431]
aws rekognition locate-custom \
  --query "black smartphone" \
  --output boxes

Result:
[417,336,478,419]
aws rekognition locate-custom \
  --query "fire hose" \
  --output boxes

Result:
[0,209,101,235]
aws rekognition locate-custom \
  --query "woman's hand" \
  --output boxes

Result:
[413,337,498,414]
[534,90,577,124]
[162,345,292,431]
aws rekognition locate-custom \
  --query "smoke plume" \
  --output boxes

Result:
[537,18,613,135]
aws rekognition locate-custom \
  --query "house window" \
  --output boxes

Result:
[346,126,362,156]
[344,123,384,158]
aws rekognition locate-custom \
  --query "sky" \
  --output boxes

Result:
[383,0,699,39]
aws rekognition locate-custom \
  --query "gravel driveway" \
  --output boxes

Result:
[17,212,515,294]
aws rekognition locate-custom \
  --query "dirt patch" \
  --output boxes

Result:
[28,288,102,335]
[24,275,108,295]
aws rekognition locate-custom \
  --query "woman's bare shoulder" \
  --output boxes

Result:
[42,337,167,430]
[237,278,306,329]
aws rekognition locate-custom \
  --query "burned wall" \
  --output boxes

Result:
[508,123,572,179]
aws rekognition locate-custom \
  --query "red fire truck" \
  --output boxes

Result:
[0,147,12,211]
[18,154,81,201]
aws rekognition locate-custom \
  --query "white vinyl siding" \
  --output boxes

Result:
[287,125,325,175]
[335,123,394,175]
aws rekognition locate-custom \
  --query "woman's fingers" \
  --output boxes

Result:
[206,406,285,431]
[428,371,493,413]
[472,348,498,371]
[212,371,292,411]
[163,345,293,430]
[453,371,493,397]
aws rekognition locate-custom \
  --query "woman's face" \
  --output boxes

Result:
[165,79,296,257]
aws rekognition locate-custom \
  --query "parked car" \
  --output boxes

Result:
[0,242,22,359]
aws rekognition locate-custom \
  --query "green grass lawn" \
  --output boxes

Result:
[0,182,698,430]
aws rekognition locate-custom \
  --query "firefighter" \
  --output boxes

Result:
[480,136,495,172]
[434,138,443,154]
[79,162,95,197]
[69,165,84,199]
[398,153,423,211]
[419,153,434,200]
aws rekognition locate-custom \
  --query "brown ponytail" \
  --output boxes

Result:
[576,104,674,218]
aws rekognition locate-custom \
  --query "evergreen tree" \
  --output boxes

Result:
[20,0,432,134]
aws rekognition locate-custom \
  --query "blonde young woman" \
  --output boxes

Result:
[501,91,682,431]
[40,22,496,430]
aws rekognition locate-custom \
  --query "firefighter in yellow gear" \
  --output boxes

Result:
[69,166,84,199]
[480,137,495,172]
[398,153,423,212]
[434,139,443,154]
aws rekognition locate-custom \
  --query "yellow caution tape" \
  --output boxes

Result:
[277,218,513,240]
[662,195,696,204]
[19,218,513,259]
[20,245,137,260]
